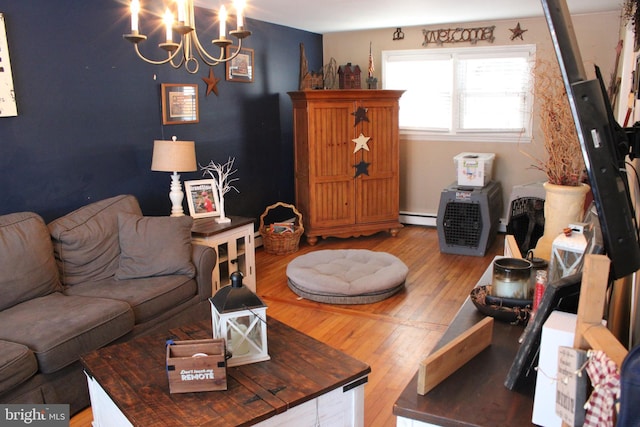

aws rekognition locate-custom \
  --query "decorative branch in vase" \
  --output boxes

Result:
[623,0,640,49]
[522,58,589,261]
[201,157,240,223]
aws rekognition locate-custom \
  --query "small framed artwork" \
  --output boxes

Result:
[226,46,254,82]
[161,83,199,125]
[184,179,220,218]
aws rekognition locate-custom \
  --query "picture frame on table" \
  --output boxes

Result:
[504,273,582,390]
[184,179,220,218]
[161,83,199,125]
[226,46,254,82]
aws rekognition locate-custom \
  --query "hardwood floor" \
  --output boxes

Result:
[71,225,503,427]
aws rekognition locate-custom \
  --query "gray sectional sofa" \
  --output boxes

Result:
[0,194,216,415]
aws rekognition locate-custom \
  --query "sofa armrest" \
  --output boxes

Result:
[191,244,216,300]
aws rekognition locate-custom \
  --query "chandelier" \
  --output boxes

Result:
[124,0,251,74]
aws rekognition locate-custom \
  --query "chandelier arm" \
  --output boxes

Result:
[190,30,226,65]
[222,39,245,62]
[133,41,184,66]
[169,56,186,69]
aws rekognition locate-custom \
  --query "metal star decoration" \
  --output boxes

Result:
[351,107,369,126]
[354,160,370,177]
[352,133,371,153]
[509,22,528,41]
[202,67,221,96]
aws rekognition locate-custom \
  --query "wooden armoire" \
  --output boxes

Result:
[288,90,404,245]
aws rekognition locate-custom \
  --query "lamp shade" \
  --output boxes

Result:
[151,139,197,172]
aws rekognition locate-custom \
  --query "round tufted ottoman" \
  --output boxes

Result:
[286,249,408,304]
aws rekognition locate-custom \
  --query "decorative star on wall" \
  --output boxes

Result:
[352,133,371,153]
[352,107,369,126]
[509,22,528,41]
[354,160,370,177]
[202,67,221,96]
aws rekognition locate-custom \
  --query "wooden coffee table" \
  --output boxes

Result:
[82,318,370,426]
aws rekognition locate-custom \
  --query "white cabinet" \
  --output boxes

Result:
[191,216,256,293]
[86,372,367,427]
[255,377,366,427]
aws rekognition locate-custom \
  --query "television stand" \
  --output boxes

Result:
[393,266,536,426]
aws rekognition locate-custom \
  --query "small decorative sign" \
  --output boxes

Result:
[422,26,495,46]
[556,346,588,426]
[166,339,227,393]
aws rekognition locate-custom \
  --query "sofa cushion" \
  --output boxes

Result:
[115,213,195,280]
[0,340,38,395]
[48,195,142,286]
[64,275,197,325]
[0,292,134,374]
[0,212,62,311]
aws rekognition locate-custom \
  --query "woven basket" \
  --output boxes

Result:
[259,202,304,255]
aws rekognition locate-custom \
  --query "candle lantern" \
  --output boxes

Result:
[210,271,269,367]
[548,223,590,283]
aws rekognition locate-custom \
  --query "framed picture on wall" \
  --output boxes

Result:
[184,179,220,218]
[161,83,199,125]
[226,46,254,83]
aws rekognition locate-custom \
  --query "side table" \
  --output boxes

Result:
[191,216,256,293]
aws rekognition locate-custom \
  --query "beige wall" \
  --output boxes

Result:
[323,12,621,223]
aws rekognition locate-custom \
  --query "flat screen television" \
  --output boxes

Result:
[541,0,640,280]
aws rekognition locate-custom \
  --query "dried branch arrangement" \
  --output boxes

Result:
[624,0,640,37]
[526,58,585,186]
[201,157,240,222]
[624,0,640,52]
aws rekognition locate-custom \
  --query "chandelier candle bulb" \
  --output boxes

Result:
[130,0,139,32]
[234,0,244,28]
[219,5,227,39]
[177,0,186,23]
[164,9,173,42]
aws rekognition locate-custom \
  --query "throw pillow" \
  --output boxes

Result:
[48,194,143,286]
[116,213,196,280]
[0,212,62,311]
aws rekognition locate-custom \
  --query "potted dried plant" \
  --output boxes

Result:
[526,59,590,260]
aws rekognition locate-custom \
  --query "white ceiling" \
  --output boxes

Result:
[218,0,623,34]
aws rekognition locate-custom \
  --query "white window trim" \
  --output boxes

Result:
[382,44,536,143]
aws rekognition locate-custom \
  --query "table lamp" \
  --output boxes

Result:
[151,137,197,216]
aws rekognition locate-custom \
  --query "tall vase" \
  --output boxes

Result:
[533,182,590,261]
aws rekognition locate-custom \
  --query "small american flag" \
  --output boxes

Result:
[368,42,374,78]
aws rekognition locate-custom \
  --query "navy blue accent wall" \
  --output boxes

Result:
[0,1,322,223]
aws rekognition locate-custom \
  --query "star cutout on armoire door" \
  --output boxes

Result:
[354,160,370,177]
[351,107,369,126]
[352,133,371,153]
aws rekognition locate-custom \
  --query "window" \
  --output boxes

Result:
[382,45,535,142]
